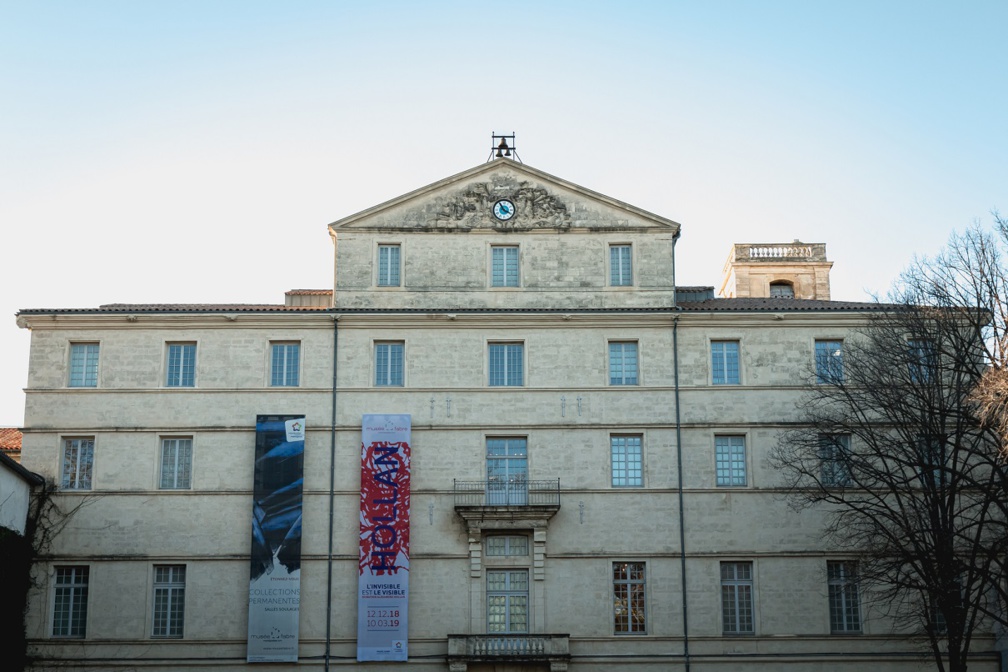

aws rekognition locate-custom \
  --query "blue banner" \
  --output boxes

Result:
[247,415,305,663]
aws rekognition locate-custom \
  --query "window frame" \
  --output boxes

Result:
[609,244,633,287]
[377,243,401,287]
[908,338,936,383]
[715,435,747,487]
[929,577,962,636]
[165,342,197,388]
[159,437,193,490]
[69,342,99,388]
[917,434,947,489]
[374,341,405,387]
[827,561,862,634]
[711,340,741,385]
[490,245,520,288]
[486,436,529,506]
[611,434,643,488]
[488,342,524,387]
[613,561,647,634]
[52,565,89,638]
[61,437,94,490]
[152,564,186,638]
[819,434,852,487]
[608,341,639,386]
[769,281,795,298]
[720,561,754,635]
[270,341,301,387]
[485,535,530,557]
[814,339,844,384]
[486,568,529,634]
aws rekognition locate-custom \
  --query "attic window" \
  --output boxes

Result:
[769,281,794,298]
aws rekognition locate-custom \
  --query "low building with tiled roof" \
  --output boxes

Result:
[0,427,22,462]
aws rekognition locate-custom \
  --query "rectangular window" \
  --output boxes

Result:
[930,600,948,635]
[486,437,528,505]
[152,565,186,638]
[374,341,405,387]
[711,340,740,385]
[610,244,632,286]
[166,343,196,387]
[908,339,935,383]
[609,342,639,385]
[715,435,747,487]
[815,340,844,384]
[721,562,754,634]
[487,569,528,633]
[270,342,300,387]
[613,562,646,634]
[52,566,89,638]
[61,438,94,490]
[929,579,961,635]
[378,244,401,287]
[69,343,99,388]
[160,438,193,489]
[491,246,519,287]
[611,435,643,487]
[489,343,523,386]
[486,535,529,557]
[918,435,946,488]
[819,434,852,487]
[828,561,861,633]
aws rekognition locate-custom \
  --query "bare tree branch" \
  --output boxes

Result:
[773,216,1008,672]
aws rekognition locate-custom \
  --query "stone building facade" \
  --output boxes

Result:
[14,158,1001,670]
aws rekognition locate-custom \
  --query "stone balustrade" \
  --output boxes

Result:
[733,242,827,262]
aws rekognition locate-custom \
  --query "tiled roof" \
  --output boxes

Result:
[0,427,22,452]
[677,298,891,312]
[18,298,892,316]
[285,289,333,296]
[18,304,329,315]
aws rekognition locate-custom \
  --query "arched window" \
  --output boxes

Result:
[769,281,795,298]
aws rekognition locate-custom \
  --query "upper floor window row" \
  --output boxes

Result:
[372,242,638,288]
[65,341,307,389]
[58,336,849,389]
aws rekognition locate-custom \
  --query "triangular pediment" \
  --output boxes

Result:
[328,160,681,234]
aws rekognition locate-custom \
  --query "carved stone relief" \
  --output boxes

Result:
[427,175,572,231]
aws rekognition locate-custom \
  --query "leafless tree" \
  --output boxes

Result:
[1,480,96,672]
[773,217,1008,672]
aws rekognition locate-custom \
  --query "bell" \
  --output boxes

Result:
[496,137,510,158]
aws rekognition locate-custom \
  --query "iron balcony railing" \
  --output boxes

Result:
[453,479,560,508]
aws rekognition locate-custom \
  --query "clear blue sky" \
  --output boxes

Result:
[1,1,1005,424]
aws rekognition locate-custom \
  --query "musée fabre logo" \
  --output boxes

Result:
[285,418,305,442]
[251,627,296,641]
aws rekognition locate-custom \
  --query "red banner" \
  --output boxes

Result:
[358,414,411,662]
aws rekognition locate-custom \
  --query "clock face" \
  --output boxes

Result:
[493,199,515,221]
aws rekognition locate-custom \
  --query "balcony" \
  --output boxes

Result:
[732,242,827,262]
[448,633,570,671]
[453,479,561,524]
